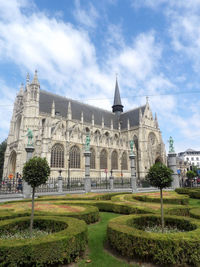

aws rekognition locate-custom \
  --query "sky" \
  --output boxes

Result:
[0,0,200,153]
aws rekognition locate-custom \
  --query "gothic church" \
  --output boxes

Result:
[3,71,166,182]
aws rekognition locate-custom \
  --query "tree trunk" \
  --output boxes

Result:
[30,187,35,235]
[160,188,164,233]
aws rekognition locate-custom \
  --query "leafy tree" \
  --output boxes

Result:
[0,140,7,181]
[23,157,50,234]
[186,170,196,179]
[146,162,173,233]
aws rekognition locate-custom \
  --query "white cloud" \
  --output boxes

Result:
[73,0,99,29]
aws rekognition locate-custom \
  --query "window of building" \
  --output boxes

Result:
[186,157,189,161]
[100,149,107,169]
[196,157,199,161]
[90,148,95,169]
[111,150,118,170]
[121,152,128,170]
[69,145,80,168]
[191,157,194,161]
[51,143,64,168]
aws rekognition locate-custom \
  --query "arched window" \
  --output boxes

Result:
[51,144,64,168]
[121,152,128,170]
[111,150,118,169]
[90,148,95,169]
[100,149,107,169]
[69,145,80,168]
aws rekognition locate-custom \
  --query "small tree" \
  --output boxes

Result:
[23,157,50,234]
[146,162,173,233]
[186,170,196,187]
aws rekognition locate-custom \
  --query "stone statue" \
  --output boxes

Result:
[130,140,134,155]
[168,136,175,153]
[27,128,33,146]
[85,134,90,151]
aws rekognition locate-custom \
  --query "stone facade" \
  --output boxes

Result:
[3,71,166,182]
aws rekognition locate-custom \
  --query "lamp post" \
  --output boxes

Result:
[68,158,70,189]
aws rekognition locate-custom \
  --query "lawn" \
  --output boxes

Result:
[77,212,138,267]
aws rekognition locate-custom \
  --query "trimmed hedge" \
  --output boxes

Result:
[175,188,191,195]
[132,193,189,205]
[166,206,191,217]
[190,208,200,219]
[0,204,99,224]
[94,201,153,214]
[107,214,200,266]
[0,216,87,266]
[189,190,200,199]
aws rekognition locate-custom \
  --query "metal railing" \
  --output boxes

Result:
[0,177,23,194]
[91,177,110,189]
[113,178,131,188]
[62,177,84,191]
[35,177,58,193]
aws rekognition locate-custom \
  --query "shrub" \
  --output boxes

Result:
[190,208,200,219]
[132,193,189,205]
[166,206,191,217]
[175,188,191,195]
[0,216,87,266]
[107,214,200,266]
[189,190,200,199]
[0,204,99,224]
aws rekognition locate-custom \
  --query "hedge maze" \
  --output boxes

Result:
[0,189,199,266]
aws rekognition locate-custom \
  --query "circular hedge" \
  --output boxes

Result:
[0,202,99,224]
[107,214,200,266]
[190,208,200,219]
[0,216,87,266]
[132,192,189,205]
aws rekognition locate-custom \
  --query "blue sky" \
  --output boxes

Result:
[0,0,200,153]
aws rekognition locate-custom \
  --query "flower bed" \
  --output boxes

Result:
[107,214,200,266]
[0,216,87,266]
[0,202,99,224]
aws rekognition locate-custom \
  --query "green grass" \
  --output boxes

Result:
[189,198,200,207]
[77,212,138,267]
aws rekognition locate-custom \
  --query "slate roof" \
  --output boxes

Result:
[39,90,146,130]
[113,79,122,106]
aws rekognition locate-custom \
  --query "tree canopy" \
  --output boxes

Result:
[23,156,50,188]
[146,162,173,189]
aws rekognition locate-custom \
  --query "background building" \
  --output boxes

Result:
[3,71,166,181]
[178,149,200,167]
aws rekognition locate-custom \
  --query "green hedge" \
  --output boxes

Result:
[175,188,191,195]
[165,206,191,217]
[132,194,189,205]
[0,204,99,224]
[94,201,153,214]
[189,190,200,199]
[0,216,87,266]
[190,208,200,219]
[107,214,200,266]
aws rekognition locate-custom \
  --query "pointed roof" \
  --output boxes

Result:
[113,78,122,106]
[31,70,40,85]
[112,78,123,113]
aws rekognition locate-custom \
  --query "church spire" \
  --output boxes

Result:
[32,70,40,86]
[112,77,123,115]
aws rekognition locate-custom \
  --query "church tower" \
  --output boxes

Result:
[112,78,123,116]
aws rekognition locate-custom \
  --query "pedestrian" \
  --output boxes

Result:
[17,174,23,193]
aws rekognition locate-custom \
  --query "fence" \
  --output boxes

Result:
[91,177,110,190]
[0,177,23,194]
[35,177,58,193]
[0,176,133,195]
[62,177,84,191]
[113,178,131,189]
